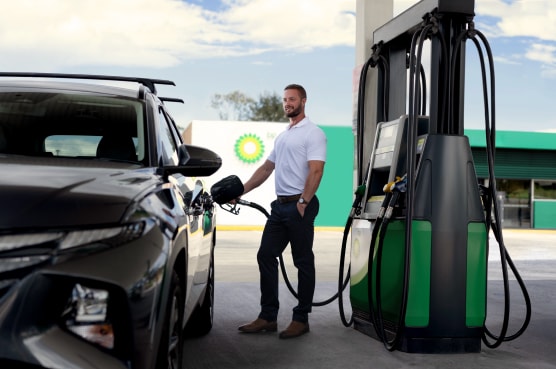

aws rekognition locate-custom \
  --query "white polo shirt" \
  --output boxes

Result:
[268,117,327,196]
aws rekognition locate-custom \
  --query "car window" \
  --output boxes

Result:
[45,135,140,158]
[45,135,101,156]
[0,92,144,162]
[157,107,179,166]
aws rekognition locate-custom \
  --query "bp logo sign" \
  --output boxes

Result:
[234,133,265,164]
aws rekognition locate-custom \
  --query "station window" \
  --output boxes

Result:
[534,180,556,200]
[497,179,531,228]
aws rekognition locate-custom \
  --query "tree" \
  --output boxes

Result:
[249,91,287,122]
[211,90,287,122]
[210,91,255,121]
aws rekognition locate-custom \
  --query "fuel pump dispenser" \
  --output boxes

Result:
[349,0,531,353]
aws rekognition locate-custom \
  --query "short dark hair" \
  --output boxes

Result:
[284,84,307,100]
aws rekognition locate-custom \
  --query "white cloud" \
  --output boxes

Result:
[525,43,556,77]
[395,0,556,43]
[217,0,355,50]
[492,55,521,66]
[0,0,355,70]
[2,0,208,68]
[4,0,555,78]
[477,0,556,41]
[474,1,556,73]
[526,43,556,64]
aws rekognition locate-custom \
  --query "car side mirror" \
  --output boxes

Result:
[163,144,222,177]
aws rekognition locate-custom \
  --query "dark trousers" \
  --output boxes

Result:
[257,196,319,323]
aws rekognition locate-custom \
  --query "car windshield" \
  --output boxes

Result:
[0,91,145,163]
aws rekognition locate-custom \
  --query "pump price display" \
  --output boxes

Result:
[416,136,427,154]
[373,123,399,169]
[380,124,396,139]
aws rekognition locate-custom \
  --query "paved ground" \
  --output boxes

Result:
[184,228,556,369]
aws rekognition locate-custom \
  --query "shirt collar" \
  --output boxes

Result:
[288,116,309,129]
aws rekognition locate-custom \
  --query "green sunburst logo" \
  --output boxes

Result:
[234,133,265,164]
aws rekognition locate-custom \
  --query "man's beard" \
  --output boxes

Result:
[285,105,302,118]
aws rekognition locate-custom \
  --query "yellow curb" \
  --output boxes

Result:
[216,226,345,232]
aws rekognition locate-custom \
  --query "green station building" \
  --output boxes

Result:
[467,129,556,229]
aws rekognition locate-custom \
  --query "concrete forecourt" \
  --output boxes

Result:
[183,228,556,369]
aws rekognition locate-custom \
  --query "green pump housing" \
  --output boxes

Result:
[350,117,487,352]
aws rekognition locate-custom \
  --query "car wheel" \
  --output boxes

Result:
[186,250,214,337]
[156,271,184,369]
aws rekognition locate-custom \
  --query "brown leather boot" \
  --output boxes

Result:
[238,318,277,333]
[279,321,310,339]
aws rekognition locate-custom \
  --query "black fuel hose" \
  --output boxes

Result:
[357,45,390,184]
[372,21,434,352]
[372,190,402,349]
[451,24,531,348]
[365,16,444,351]
[366,191,393,339]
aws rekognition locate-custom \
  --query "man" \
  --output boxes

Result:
[237,84,327,339]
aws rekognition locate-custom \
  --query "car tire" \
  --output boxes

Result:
[156,271,184,369]
[186,249,214,337]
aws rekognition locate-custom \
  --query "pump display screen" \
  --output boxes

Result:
[373,122,399,169]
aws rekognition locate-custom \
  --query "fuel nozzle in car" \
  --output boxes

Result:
[210,175,244,205]
[210,174,245,215]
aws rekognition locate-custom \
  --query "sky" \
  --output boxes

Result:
[1,0,555,132]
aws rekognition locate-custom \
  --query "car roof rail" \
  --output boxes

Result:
[0,72,175,95]
[159,97,185,104]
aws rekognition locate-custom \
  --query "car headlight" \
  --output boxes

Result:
[63,284,114,349]
[0,223,146,275]
[0,233,61,273]
[0,223,145,253]
[59,223,145,251]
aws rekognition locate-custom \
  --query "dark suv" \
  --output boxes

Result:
[0,73,221,369]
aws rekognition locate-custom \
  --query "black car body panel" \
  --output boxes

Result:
[0,160,158,228]
[0,74,221,369]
